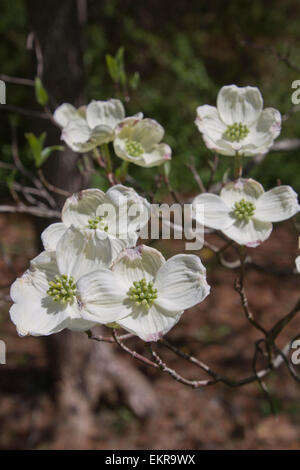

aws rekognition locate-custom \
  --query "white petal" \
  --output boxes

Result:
[53,103,78,128]
[62,188,106,227]
[41,223,67,251]
[112,245,165,288]
[113,135,130,161]
[154,254,210,313]
[255,186,300,222]
[201,133,237,156]
[195,105,227,142]
[95,229,128,260]
[296,256,300,274]
[29,251,60,294]
[217,85,263,125]
[131,118,164,149]
[192,193,232,230]
[77,268,129,324]
[139,143,172,168]
[240,108,282,156]
[56,226,115,280]
[220,178,265,207]
[89,124,114,145]
[86,99,125,130]
[105,184,151,233]
[223,218,272,247]
[10,275,69,336]
[117,305,182,342]
[61,118,92,152]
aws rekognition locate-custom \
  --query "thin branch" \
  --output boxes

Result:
[112,329,159,369]
[0,104,50,120]
[149,345,217,388]
[0,74,35,87]
[0,204,60,218]
[37,169,71,197]
[185,158,206,193]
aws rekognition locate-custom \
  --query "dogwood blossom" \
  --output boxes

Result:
[54,99,127,152]
[9,226,119,336]
[77,245,210,342]
[195,85,281,157]
[113,116,172,167]
[41,185,150,263]
[193,178,300,247]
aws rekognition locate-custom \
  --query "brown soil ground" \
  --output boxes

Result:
[0,213,299,450]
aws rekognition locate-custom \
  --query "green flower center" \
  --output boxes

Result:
[224,122,249,142]
[233,198,256,222]
[127,278,158,310]
[125,138,144,157]
[47,274,77,304]
[87,216,108,231]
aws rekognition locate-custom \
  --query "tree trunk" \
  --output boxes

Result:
[26,0,157,448]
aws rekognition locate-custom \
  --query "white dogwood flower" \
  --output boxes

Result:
[195,85,281,157]
[54,99,127,153]
[42,185,150,262]
[113,117,172,167]
[193,179,300,247]
[77,245,210,342]
[9,226,121,336]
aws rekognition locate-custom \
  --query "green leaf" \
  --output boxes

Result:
[25,132,63,167]
[129,71,140,90]
[105,54,119,82]
[115,47,127,85]
[34,77,49,106]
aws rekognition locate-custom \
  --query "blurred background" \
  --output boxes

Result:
[0,0,300,449]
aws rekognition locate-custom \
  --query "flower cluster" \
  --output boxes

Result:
[54,100,171,168]
[10,83,300,347]
[10,186,210,341]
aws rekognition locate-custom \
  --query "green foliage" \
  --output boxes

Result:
[25,132,63,168]
[34,77,49,107]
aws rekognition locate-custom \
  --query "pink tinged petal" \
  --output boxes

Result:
[192,193,233,230]
[222,218,272,246]
[255,186,300,222]
[220,178,265,207]
[202,133,236,156]
[154,254,210,314]
[217,85,263,126]
[256,107,282,140]
[139,143,172,168]
[112,245,165,287]
[240,108,282,156]
[62,188,107,227]
[117,305,183,342]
